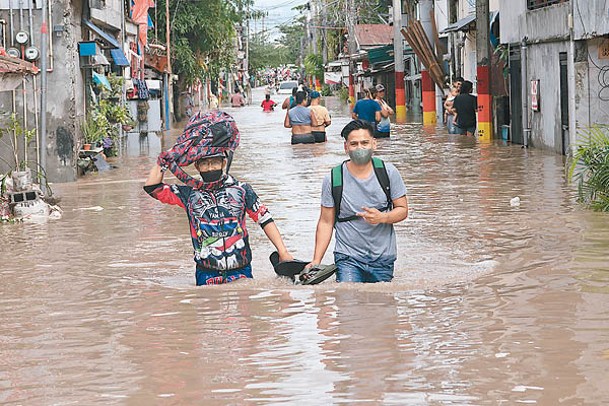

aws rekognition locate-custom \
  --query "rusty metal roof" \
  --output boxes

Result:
[355,24,394,48]
[0,54,40,75]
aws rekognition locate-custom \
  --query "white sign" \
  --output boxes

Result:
[531,79,540,112]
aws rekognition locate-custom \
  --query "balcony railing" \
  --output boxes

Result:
[527,0,568,10]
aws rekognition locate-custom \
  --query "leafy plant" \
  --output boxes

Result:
[304,53,324,80]
[0,112,36,170]
[568,125,609,211]
[81,114,106,145]
[98,100,134,126]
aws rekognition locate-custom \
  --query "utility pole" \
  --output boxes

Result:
[476,0,492,140]
[39,0,47,191]
[322,0,328,65]
[419,0,436,125]
[392,0,406,123]
[165,0,172,130]
[346,0,356,107]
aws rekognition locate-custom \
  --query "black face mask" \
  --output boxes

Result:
[199,169,223,183]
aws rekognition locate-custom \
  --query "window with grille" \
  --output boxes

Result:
[527,0,568,10]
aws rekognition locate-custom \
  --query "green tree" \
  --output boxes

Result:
[153,0,247,85]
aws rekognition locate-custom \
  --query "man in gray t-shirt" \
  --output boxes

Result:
[309,120,408,283]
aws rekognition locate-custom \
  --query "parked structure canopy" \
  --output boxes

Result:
[82,18,121,49]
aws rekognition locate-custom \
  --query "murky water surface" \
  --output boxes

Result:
[2,89,609,405]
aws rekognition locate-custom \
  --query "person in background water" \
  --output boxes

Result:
[261,94,277,112]
[352,87,381,128]
[284,91,315,144]
[308,120,408,283]
[452,80,478,136]
[309,91,331,143]
[281,87,298,110]
[230,89,246,107]
[443,85,459,134]
[374,84,394,138]
[208,93,219,110]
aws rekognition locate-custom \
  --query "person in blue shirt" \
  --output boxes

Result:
[352,87,381,127]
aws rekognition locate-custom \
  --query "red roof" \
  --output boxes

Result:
[0,53,40,74]
[354,24,393,48]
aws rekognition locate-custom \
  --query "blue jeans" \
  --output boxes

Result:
[334,253,394,283]
[195,264,253,286]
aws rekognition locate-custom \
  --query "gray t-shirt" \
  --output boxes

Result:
[321,161,407,262]
[288,105,312,125]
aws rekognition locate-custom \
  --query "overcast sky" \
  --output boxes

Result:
[252,0,309,40]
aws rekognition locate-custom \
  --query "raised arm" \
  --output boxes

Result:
[145,164,165,186]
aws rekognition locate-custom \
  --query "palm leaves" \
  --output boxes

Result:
[568,126,609,211]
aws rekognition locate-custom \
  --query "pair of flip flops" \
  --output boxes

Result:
[269,251,337,285]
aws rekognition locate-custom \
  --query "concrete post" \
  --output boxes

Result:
[476,0,492,141]
[39,0,47,192]
[420,0,436,125]
[393,0,406,123]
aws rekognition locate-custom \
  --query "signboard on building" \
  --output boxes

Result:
[531,79,540,112]
[599,39,609,59]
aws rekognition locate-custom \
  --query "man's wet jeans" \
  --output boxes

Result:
[195,264,253,286]
[334,253,394,283]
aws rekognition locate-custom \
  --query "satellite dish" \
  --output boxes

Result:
[16,31,29,45]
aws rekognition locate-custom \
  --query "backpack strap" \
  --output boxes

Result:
[331,158,392,224]
[331,161,355,223]
[372,157,392,211]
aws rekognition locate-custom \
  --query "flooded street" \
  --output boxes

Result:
[2,88,609,405]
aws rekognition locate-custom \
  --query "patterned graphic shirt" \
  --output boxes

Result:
[145,176,273,271]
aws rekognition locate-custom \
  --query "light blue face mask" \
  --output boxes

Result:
[348,148,373,165]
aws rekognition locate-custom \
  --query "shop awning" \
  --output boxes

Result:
[110,48,130,67]
[441,11,499,34]
[82,18,120,49]
[441,14,476,33]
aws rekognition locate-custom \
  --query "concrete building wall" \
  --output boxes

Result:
[0,0,84,182]
[500,0,568,45]
[575,38,609,128]
[574,0,609,39]
[526,41,569,153]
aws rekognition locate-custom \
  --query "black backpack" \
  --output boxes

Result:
[331,157,392,223]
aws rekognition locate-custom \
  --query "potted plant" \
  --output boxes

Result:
[0,112,36,191]
[81,114,107,149]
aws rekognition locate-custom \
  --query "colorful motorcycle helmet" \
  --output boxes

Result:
[160,110,240,189]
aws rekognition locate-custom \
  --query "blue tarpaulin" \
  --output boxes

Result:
[92,71,112,91]
[110,48,130,67]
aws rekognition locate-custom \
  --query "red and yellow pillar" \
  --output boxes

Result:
[422,70,436,125]
[395,70,406,123]
[477,65,492,141]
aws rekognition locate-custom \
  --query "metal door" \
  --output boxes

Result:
[509,52,524,145]
[559,52,570,155]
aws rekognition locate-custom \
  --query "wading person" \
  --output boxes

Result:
[309,91,331,143]
[308,120,408,283]
[284,91,315,144]
[230,89,246,107]
[452,80,478,136]
[374,84,394,138]
[144,111,293,285]
[261,94,277,112]
[351,87,381,128]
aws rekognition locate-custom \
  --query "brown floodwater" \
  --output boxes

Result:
[1,88,609,405]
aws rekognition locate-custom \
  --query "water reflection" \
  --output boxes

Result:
[1,88,608,404]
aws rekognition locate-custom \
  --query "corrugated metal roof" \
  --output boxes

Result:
[355,24,393,48]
